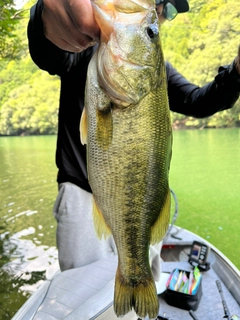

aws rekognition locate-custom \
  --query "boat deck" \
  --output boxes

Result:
[12,227,240,320]
[157,260,240,320]
[158,226,240,319]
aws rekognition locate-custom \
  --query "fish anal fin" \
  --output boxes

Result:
[80,107,88,145]
[114,267,159,318]
[92,197,111,240]
[150,188,171,245]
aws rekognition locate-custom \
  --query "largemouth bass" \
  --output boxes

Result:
[80,0,172,318]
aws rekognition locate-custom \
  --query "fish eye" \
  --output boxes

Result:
[146,24,159,39]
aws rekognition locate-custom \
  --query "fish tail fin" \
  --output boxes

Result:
[92,197,111,239]
[150,188,171,245]
[114,267,159,319]
[133,278,159,319]
[114,268,133,317]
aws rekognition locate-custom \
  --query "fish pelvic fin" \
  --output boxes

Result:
[80,107,88,145]
[150,188,171,245]
[114,267,159,319]
[92,197,111,240]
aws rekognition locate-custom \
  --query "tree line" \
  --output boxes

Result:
[0,0,239,135]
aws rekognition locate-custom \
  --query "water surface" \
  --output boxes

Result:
[0,136,58,319]
[170,128,240,266]
[0,129,239,318]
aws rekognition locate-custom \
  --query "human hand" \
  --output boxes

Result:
[42,0,100,52]
[234,45,240,75]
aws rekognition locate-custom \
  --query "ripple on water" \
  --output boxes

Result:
[1,227,58,288]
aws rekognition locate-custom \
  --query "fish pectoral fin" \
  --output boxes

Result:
[96,109,113,149]
[80,107,88,145]
[92,197,111,239]
[150,188,171,245]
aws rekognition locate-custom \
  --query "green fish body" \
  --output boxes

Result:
[80,0,172,318]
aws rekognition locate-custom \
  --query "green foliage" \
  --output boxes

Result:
[0,0,60,135]
[0,66,59,135]
[0,0,26,59]
[162,0,240,129]
[0,0,240,135]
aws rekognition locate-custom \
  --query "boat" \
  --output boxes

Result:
[12,191,240,320]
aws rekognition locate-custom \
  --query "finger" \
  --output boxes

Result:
[47,28,94,51]
[45,26,98,52]
[53,37,97,52]
[42,9,94,51]
[49,37,84,52]
[64,0,100,41]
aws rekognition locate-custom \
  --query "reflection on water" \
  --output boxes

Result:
[0,228,58,319]
[0,136,58,319]
[1,227,58,276]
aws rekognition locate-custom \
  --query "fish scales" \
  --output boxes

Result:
[80,0,172,318]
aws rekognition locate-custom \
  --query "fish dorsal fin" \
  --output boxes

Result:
[80,107,88,145]
[150,188,171,245]
[92,197,112,239]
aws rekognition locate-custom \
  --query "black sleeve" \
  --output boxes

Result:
[166,61,240,118]
[27,0,94,76]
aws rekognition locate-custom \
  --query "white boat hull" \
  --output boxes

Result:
[12,226,240,320]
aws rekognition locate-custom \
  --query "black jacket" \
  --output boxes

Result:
[28,0,240,192]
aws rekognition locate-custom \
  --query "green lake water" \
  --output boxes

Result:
[0,129,240,318]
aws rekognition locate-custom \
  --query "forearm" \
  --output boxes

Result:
[168,62,240,118]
